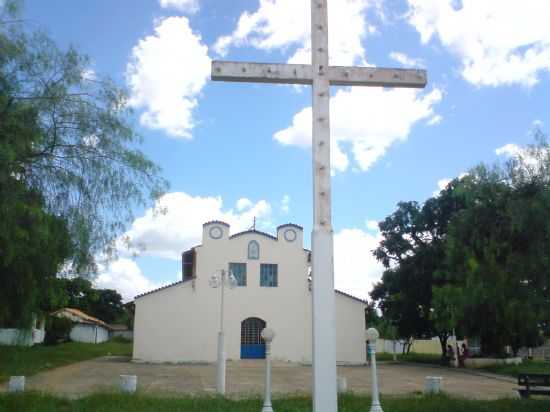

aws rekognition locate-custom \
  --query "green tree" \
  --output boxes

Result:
[59,277,124,324]
[442,160,550,355]
[0,178,73,328]
[1,1,168,275]
[371,185,467,356]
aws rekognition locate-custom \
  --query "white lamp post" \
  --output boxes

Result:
[261,328,276,412]
[209,269,238,395]
[366,328,383,412]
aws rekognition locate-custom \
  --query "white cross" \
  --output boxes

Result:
[211,1,426,411]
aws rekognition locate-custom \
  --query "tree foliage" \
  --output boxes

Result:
[441,144,550,355]
[0,1,167,327]
[1,1,168,275]
[59,277,125,324]
[371,133,550,356]
[371,185,467,355]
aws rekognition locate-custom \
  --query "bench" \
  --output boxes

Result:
[518,373,550,398]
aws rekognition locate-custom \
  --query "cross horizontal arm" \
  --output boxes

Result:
[329,65,427,88]
[212,61,427,88]
[212,61,313,85]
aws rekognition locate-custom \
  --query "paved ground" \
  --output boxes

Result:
[2,357,518,399]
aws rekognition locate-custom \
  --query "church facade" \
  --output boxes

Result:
[133,221,366,364]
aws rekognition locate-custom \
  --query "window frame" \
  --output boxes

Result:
[260,263,278,287]
[229,262,247,287]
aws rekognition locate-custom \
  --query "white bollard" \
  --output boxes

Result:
[424,376,442,394]
[337,376,348,393]
[8,376,25,393]
[120,375,137,393]
[261,328,275,412]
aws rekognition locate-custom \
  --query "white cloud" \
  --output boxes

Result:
[366,220,379,231]
[95,258,163,302]
[274,87,442,172]
[214,0,377,66]
[236,197,253,211]
[495,143,521,158]
[280,194,291,214]
[118,192,272,260]
[126,17,211,138]
[159,0,199,13]
[432,172,468,196]
[389,51,425,68]
[426,114,442,126]
[81,68,96,81]
[334,228,384,300]
[406,0,550,87]
[433,178,452,197]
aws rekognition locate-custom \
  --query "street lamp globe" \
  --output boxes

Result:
[366,327,380,342]
[261,328,275,343]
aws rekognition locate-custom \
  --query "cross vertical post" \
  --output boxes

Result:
[310,1,337,411]
[211,1,427,410]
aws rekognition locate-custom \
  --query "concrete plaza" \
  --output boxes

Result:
[1,356,518,400]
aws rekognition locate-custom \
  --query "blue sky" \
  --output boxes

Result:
[22,0,550,301]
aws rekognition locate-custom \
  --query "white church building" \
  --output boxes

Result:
[133,221,366,364]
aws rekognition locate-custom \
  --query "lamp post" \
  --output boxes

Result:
[209,269,238,395]
[261,328,276,412]
[366,328,383,412]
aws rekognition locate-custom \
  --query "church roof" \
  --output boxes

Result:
[335,289,367,304]
[134,278,193,300]
[203,220,230,227]
[229,229,278,241]
[277,223,303,230]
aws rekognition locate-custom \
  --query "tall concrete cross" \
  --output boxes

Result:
[211,1,426,411]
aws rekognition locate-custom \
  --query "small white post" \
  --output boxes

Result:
[261,328,276,412]
[366,328,383,412]
[8,376,25,393]
[120,375,137,393]
[424,376,442,394]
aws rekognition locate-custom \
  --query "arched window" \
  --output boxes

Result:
[248,240,259,260]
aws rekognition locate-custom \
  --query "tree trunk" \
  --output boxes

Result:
[438,333,449,360]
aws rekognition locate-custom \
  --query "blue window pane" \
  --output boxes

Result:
[229,263,247,286]
[260,264,278,287]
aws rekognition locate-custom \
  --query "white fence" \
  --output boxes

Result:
[0,328,44,346]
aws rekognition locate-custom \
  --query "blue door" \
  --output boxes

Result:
[241,317,266,359]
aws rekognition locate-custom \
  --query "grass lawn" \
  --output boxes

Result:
[0,393,548,412]
[481,360,550,378]
[0,339,132,383]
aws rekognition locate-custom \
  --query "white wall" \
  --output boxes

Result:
[335,293,366,364]
[134,223,365,364]
[70,324,110,343]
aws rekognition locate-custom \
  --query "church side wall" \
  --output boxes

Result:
[133,281,210,362]
[335,293,366,364]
